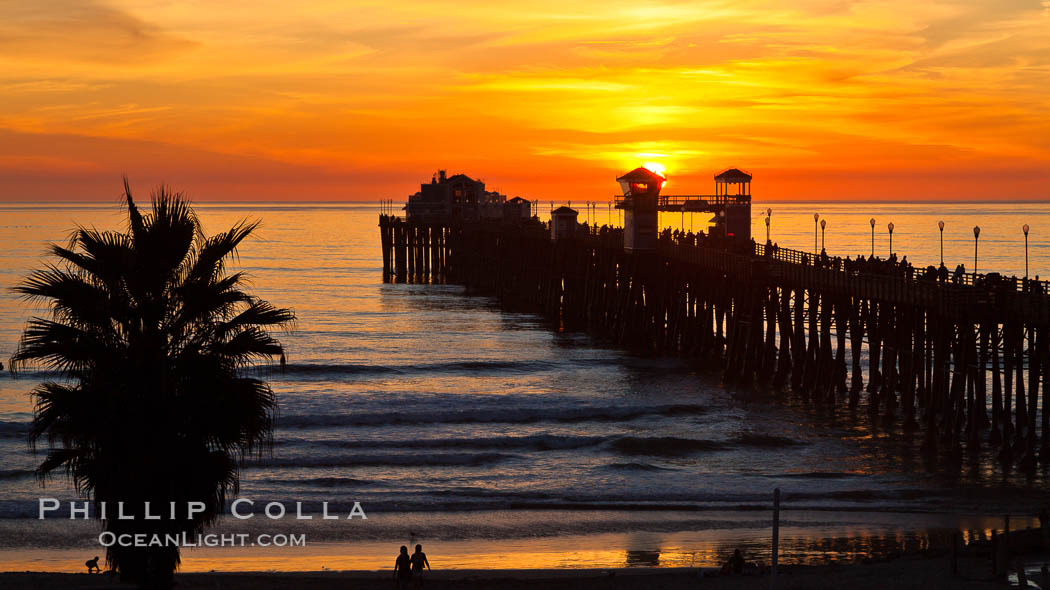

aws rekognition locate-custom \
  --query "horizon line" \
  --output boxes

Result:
[3,198,1050,205]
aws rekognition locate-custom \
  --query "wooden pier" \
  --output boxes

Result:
[378,214,1050,468]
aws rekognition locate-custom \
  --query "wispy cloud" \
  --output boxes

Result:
[0,1,196,64]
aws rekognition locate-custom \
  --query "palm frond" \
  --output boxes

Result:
[11,319,105,373]
[124,177,145,240]
[185,219,260,284]
[15,265,115,329]
[214,327,284,364]
[28,381,91,449]
[169,272,254,339]
[215,300,296,340]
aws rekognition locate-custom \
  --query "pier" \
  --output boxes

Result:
[379,170,1050,469]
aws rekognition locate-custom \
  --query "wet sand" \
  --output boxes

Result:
[0,555,1005,589]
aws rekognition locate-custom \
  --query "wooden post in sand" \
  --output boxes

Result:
[1016,559,1029,587]
[991,530,1001,577]
[995,525,1007,578]
[1005,514,1011,553]
[950,531,960,576]
[772,487,780,587]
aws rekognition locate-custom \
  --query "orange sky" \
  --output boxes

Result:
[0,0,1048,201]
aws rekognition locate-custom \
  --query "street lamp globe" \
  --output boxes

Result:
[937,220,945,265]
[1024,224,1031,279]
[973,226,981,278]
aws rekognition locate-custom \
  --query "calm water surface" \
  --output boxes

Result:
[1,200,1048,571]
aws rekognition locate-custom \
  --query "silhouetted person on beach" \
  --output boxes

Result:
[86,556,101,573]
[721,548,746,575]
[394,545,412,589]
[411,544,430,589]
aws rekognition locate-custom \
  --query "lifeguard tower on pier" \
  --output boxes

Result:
[616,167,665,252]
[615,167,752,250]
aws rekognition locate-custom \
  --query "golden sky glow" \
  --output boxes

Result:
[0,0,1048,200]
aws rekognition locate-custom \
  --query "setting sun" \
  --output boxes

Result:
[642,162,668,178]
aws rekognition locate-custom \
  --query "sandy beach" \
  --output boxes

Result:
[0,555,1009,590]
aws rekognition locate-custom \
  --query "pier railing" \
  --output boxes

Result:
[751,241,1050,295]
[612,194,749,210]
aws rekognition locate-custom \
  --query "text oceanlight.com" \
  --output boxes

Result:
[99,532,306,548]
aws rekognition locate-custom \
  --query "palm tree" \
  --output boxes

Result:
[10,181,294,587]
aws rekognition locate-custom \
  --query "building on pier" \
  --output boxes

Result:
[715,168,752,241]
[616,166,665,252]
[714,167,752,199]
[550,206,579,241]
[504,196,533,222]
[406,170,520,222]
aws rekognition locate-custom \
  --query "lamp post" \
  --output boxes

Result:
[973,225,981,280]
[820,219,827,251]
[888,222,894,257]
[813,213,819,254]
[1024,224,1030,279]
[938,220,945,266]
[766,207,772,243]
[869,218,876,257]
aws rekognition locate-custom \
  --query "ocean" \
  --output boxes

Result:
[0,200,1047,572]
